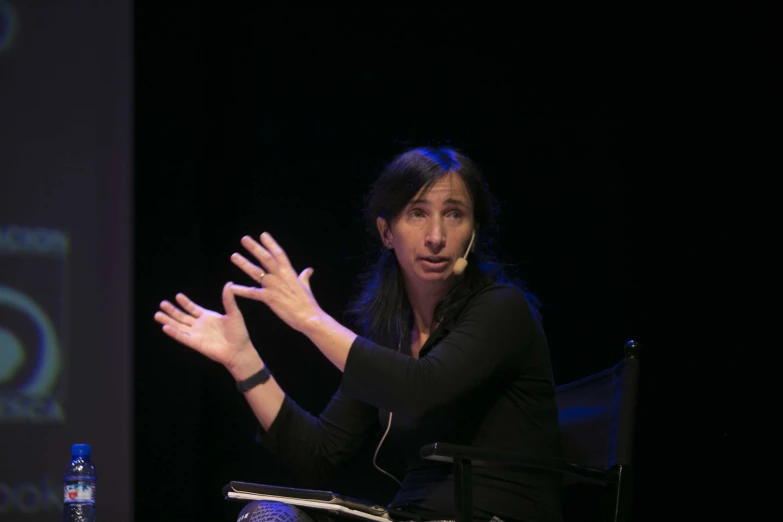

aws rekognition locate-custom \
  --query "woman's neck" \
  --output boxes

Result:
[404,278,451,336]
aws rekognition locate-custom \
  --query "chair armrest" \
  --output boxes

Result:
[419,442,616,483]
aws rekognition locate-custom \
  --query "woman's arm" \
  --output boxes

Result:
[339,286,542,421]
[224,348,285,431]
[154,282,287,431]
[154,282,377,486]
[255,385,379,488]
[226,234,541,421]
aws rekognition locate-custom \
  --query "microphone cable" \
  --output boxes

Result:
[372,339,403,487]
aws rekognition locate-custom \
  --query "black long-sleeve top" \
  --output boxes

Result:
[256,284,563,522]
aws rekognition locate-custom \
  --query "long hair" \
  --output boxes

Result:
[345,146,530,349]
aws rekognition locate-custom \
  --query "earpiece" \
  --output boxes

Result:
[453,230,476,275]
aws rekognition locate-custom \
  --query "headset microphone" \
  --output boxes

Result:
[453,230,476,276]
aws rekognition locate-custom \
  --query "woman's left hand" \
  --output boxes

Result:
[229,232,322,333]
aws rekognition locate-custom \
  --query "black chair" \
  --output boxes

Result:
[420,340,642,522]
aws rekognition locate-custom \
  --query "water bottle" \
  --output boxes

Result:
[63,443,96,522]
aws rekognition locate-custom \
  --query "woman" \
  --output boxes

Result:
[154,147,563,522]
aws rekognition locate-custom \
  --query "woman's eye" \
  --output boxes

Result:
[447,211,462,219]
[410,209,425,218]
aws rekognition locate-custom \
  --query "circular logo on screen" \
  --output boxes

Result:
[0,1,19,55]
[0,285,64,421]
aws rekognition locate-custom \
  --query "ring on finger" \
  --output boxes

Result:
[257,271,266,284]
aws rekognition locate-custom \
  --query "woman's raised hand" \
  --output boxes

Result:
[154,282,255,370]
[229,232,323,333]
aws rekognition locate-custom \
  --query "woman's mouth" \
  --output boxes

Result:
[419,256,450,271]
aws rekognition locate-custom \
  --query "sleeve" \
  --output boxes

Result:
[341,286,537,421]
[255,385,379,488]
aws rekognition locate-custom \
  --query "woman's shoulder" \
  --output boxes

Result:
[454,282,541,324]
[469,282,534,307]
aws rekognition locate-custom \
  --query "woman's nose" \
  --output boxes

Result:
[425,221,445,249]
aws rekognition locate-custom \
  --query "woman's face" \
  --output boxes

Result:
[378,172,475,288]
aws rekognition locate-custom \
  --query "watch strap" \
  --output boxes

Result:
[236,366,272,393]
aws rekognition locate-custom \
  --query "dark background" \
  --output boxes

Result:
[132,7,721,522]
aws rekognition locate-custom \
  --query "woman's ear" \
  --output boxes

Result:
[376,217,393,248]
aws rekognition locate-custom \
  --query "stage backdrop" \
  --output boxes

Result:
[132,6,634,522]
[0,2,132,521]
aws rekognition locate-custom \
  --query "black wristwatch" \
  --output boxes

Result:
[235,366,272,393]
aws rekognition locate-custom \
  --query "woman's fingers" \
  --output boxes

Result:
[240,235,279,273]
[298,267,314,291]
[154,310,192,343]
[230,283,267,302]
[231,252,268,284]
[222,281,241,316]
[154,309,185,329]
[160,323,193,346]
[259,232,294,272]
[159,300,194,326]
[175,293,204,318]
[235,233,296,285]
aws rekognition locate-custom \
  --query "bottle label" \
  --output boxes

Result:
[64,482,95,503]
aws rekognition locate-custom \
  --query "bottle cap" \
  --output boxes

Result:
[71,444,91,458]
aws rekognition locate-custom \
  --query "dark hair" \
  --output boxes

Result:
[346,146,527,349]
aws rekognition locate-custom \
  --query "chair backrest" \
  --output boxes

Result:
[555,340,641,477]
